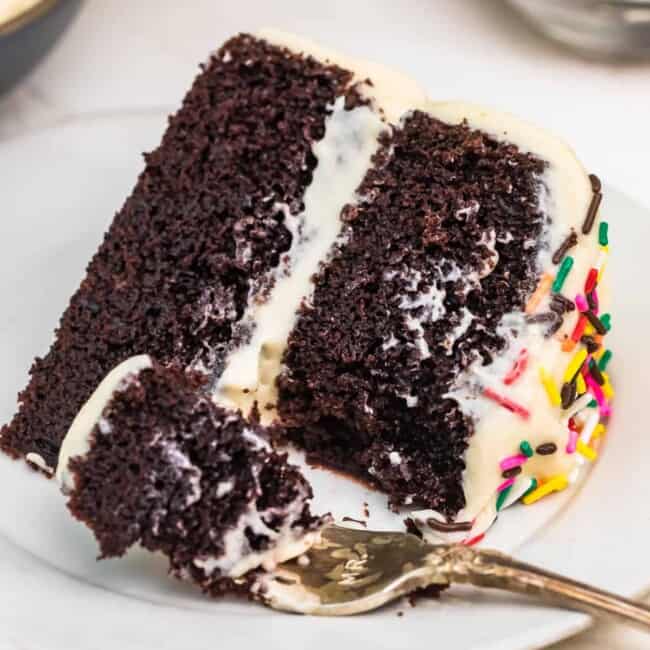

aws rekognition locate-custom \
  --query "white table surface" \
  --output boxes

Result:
[1,1,648,647]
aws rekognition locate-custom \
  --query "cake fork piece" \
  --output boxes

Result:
[252,525,650,629]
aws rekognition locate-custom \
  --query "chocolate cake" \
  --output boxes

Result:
[3,30,614,552]
[58,355,326,594]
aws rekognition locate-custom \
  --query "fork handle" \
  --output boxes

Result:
[431,547,650,631]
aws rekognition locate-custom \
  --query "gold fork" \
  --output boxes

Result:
[253,525,650,629]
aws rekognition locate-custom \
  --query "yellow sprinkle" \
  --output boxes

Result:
[593,348,605,361]
[592,423,606,439]
[602,372,615,400]
[538,366,561,406]
[576,373,586,395]
[563,348,588,383]
[576,440,598,461]
[523,474,569,505]
[583,323,595,336]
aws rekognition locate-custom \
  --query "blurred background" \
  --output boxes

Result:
[0,1,648,647]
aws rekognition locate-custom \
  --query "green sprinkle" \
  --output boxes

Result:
[598,349,612,371]
[522,478,538,499]
[496,485,512,512]
[598,222,609,247]
[600,313,612,331]
[520,441,534,457]
[552,256,574,293]
[588,399,598,408]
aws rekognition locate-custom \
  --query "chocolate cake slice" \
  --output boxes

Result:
[3,30,614,547]
[57,355,326,594]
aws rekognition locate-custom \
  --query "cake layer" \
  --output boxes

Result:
[59,356,326,594]
[1,34,358,470]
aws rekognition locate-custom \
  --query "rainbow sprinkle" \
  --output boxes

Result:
[599,222,609,247]
[575,294,589,312]
[519,440,534,458]
[602,372,615,400]
[522,478,538,498]
[497,477,516,492]
[525,273,553,314]
[539,366,561,406]
[598,349,612,371]
[496,485,512,511]
[576,439,598,461]
[585,373,611,417]
[552,256,574,293]
[463,533,485,547]
[499,453,528,471]
[503,348,528,385]
[600,313,612,331]
[483,388,530,419]
[563,348,588,383]
[522,474,569,505]
[592,423,607,439]
[584,268,598,294]
[566,428,578,454]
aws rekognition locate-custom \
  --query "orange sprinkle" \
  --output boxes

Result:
[562,338,577,352]
[525,273,553,314]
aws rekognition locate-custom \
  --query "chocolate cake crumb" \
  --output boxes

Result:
[64,360,325,597]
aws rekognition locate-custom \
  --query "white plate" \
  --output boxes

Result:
[0,111,646,650]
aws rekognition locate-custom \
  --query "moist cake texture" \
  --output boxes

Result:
[59,356,325,595]
[1,34,355,471]
[3,30,614,551]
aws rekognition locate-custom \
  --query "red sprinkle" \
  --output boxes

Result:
[570,315,587,342]
[483,388,531,419]
[463,533,485,547]
[584,268,598,294]
[568,417,577,431]
[503,348,529,385]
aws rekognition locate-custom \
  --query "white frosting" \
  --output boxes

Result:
[215,95,386,420]
[25,452,53,474]
[55,354,153,491]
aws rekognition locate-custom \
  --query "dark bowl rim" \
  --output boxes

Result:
[0,0,61,37]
